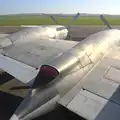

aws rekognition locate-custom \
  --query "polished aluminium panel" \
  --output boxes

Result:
[0,38,77,85]
[0,25,77,85]
[10,29,120,120]
[15,84,58,120]
[59,29,120,106]
[16,29,120,120]
[66,47,120,120]
[0,54,39,84]
[0,25,68,49]
[47,29,120,79]
[2,35,77,68]
[58,30,120,120]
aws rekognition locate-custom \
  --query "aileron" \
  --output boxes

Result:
[0,54,38,84]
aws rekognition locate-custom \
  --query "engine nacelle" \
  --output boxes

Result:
[33,29,120,88]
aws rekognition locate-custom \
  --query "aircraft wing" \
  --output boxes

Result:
[0,34,9,38]
[59,45,120,120]
[0,38,78,85]
[21,25,40,27]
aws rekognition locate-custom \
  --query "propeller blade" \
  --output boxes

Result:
[100,15,112,29]
[68,13,80,26]
[67,31,72,40]
[50,16,58,24]
[67,13,80,40]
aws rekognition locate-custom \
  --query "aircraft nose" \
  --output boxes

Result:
[10,114,19,120]
[9,85,58,120]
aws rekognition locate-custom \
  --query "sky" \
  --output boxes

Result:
[0,0,120,15]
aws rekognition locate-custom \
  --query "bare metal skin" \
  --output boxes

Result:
[8,29,120,120]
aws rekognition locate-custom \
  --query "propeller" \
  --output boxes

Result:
[67,13,80,39]
[50,16,58,24]
[50,13,80,39]
[100,15,112,29]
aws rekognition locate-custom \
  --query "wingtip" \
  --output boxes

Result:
[10,114,19,120]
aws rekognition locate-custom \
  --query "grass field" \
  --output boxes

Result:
[0,15,120,26]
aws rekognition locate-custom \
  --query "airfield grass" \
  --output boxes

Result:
[0,15,120,26]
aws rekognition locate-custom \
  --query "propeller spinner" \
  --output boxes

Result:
[50,13,80,40]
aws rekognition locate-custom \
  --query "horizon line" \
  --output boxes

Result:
[1,12,120,16]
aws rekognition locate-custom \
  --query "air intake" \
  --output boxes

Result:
[32,65,59,88]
